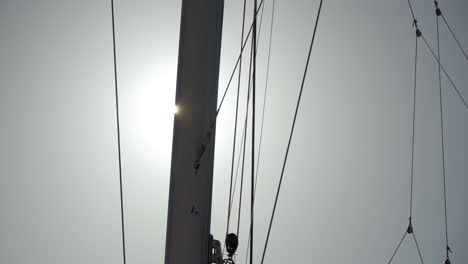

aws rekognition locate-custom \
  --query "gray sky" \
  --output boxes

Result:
[1,0,467,263]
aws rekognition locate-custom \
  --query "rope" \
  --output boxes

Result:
[110,0,127,263]
[226,0,248,240]
[260,1,324,262]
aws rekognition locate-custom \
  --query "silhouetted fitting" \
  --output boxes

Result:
[193,160,201,170]
[436,8,442,16]
[225,233,239,257]
[445,258,451,264]
[434,1,439,8]
[407,222,413,234]
[222,259,235,264]
[416,29,422,38]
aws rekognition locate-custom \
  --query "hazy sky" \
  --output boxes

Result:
[1,0,467,263]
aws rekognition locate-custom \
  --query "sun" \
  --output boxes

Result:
[126,64,177,161]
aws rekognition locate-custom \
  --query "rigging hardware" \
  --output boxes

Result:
[211,235,223,264]
[435,1,442,17]
[225,233,239,258]
[406,218,413,234]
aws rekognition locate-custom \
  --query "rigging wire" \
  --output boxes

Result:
[224,0,462,263]
[195,0,267,184]
[260,0,324,262]
[406,1,468,111]
[434,4,452,262]
[227,0,268,235]
[228,23,267,243]
[407,0,417,24]
[387,231,407,264]
[110,0,127,263]
[404,0,421,224]
[409,30,419,221]
[434,1,468,62]
[229,119,247,218]
[238,42,254,237]
[256,0,266,53]
[254,0,277,197]
[224,3,268,259]
[441,14,468,62]
[227,0,248,240]
[243,0,277,261]
[412,233,425,264]
[223,92,249,259]
[387,2,425,263]
[389,33,425,264]
[217,0,266,116]
[250,0,258,262]
[420,34,468,110]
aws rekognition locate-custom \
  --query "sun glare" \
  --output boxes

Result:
[127,65,177,161]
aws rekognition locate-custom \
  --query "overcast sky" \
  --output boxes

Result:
[0,0,467,263]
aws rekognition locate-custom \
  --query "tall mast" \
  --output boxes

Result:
[164,0,224,264]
